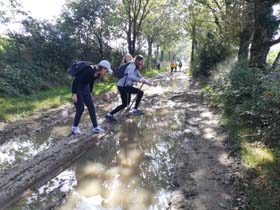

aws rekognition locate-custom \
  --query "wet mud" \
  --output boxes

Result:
[167,80,245,210]
[0,71,245,210]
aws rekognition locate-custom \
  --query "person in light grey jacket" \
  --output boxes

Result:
[106,55,152,121]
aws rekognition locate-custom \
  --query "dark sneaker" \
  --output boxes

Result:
[105,113,117,122]
[132,109,144,116]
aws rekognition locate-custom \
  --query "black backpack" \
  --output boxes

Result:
[113,62,130,79]
[67,61,93,77]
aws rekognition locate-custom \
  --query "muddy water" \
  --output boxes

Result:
[6,72,191,210]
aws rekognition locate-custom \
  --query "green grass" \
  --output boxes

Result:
[0,68,166,122]
[94,80,116,95]
[142,68,167,77]
[241,141,280,210]
[0,68,167,122]
[0,80,117,122]
[0,87,71,122]
[224,116,280,210]
[203,85,280,210]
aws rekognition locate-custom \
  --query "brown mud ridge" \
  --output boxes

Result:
[0,74,246,210]
[0,92,119,145]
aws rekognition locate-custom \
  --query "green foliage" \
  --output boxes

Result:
[242,142,280,210]
[206,60,280,143]
[192,32,232,76]
[0,76,119,122]
[0,0,118,98]
[0,62,69,97]
[204,59,280,209]
[0,87,70,121]
[142,67,166,77]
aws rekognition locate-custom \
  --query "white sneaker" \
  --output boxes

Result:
[92,126,105,134]
[71,126,81,135]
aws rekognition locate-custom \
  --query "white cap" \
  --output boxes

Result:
[98,60,112,74]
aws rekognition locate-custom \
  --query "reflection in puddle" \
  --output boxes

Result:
[0,121,76,171]
[62,105,185,209]
[61,149,153,210]
[0,136,52,171]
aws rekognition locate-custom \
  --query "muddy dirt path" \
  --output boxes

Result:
[0,70,245,210]
[168,78,244,210]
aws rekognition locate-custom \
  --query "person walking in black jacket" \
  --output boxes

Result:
[71,60,112,134]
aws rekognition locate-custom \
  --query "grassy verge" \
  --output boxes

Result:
[227,119,280,210]
[0,68,167,122]
[204,85,280,210]
[0,87,71,122]
[0,80,117,122]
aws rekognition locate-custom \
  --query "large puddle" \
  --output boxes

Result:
[3,72,191,210]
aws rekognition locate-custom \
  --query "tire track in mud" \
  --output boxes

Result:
[168,78,244,210]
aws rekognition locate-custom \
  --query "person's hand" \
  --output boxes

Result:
[151,81,157,87]
[141,78,154,86]
[139,78,146,84]
[145,79,154,86]
[72,94,77,104]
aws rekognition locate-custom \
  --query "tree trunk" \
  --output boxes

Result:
[147,39,153,69]
[238,0,254,63]
[122,0,152,56]
[168,51,171,61]
[0,134,104,209]
[127,17,133,55]
[131,23,137,55]
[160,50,164,62]
[238,29,253,62]
[249,0,275,69]
[191,25,196,66]
[96,32,104,59]
[155,44,159,61]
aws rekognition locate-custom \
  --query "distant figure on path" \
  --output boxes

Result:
[156,61,161,70]
[178,61,182,71]
[170,61,177,72]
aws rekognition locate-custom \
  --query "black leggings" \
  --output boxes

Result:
[110,86,143,115]
[73,92,97,127]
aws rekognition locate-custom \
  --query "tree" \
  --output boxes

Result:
[249,0,280,69]
[121,0,155,55]
[236,0,254,62]
[0,0,22,24]
[185,0,233,73]
[60,0,115,60]
[141,0,183,68]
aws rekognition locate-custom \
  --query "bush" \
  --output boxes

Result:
[205,60,280,144]
[192,32,232,76]
[0,62,70,97]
